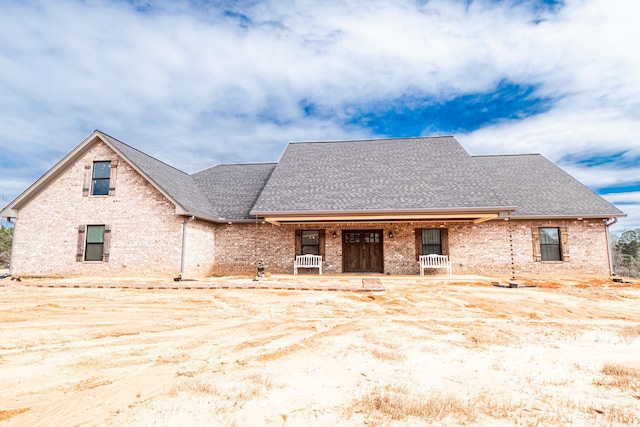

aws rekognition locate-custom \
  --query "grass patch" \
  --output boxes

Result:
[594,363,640,391]
[237,372,273,399]
[168,379,218,397]
[350,384,476,422]
[369,346,405,362]
[618,324,640,339]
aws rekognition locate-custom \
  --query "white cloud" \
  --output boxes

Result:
[0,0,638,230]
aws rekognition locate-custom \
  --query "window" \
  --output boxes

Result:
[76,224,111,262]
[85,225,105,261]
[364,232,380,243]
[422,229,442,255]
[539,227,561,261]
[415,228,448,260]
[91,161,111,196]
[301,230,320,255]
[295,229,325,258]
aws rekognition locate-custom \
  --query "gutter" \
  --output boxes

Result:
[181,212,262,225]
[502,214,626,220]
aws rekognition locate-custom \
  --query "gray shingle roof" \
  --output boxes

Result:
[250,136,623,218]
[100,131,277,220]
[99,132,214,216]
[0,132,623,222]
[192,163,276,220]
[472,154,624,217]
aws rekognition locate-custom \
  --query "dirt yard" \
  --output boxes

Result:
[1,275,640,426]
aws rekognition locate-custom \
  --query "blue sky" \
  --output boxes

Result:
[0,0,638,233]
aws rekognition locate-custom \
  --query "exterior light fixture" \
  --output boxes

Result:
[388,231,393,238]
[332,231,337,238]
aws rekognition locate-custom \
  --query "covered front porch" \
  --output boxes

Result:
[250,207,516,276]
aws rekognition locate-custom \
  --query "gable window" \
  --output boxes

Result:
[91,161,111,196]
[539,227,561,261]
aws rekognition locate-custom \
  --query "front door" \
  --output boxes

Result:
[343,230,383,273]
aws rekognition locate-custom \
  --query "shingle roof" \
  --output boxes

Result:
[250,136,623,218]
[100,132,277,220]
[99,132,214,216]
[4,131,620,222]
[472,154,624,217]
[192,163,276,220]
[252,137,503,213]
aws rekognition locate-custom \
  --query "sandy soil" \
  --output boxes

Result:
[1,275,640,426]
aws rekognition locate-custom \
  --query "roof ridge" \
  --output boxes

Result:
[191,162,278,176]
[288,136,455,145]
[473,153,542,158]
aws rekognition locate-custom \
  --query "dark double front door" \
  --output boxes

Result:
[343,230,383,273]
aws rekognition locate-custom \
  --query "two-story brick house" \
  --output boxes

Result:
[0,130,625,278]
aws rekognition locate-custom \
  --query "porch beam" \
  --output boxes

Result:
[472,214,499,224]
[262,212,502,223]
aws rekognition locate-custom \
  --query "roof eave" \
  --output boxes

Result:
[250,206,518,217]
[181,212,261,224]
[251,207,518,225]
[506,213,627,220]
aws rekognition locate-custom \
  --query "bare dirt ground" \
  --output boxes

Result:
[1,275,640,426]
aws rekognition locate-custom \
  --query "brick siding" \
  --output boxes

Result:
[212,219,611,276]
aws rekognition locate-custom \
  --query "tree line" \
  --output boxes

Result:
[612,228,640,278]
[0,224,12,269]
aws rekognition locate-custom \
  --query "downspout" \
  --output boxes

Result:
[6,217,15,276]
[605,217,617,276]
[178,215,196,280]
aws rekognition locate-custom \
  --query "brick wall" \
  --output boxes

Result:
[10,142,214,277]
[183,218,216,277]
[212,219,611,276]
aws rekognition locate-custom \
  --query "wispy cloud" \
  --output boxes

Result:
[0,0,638,232]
